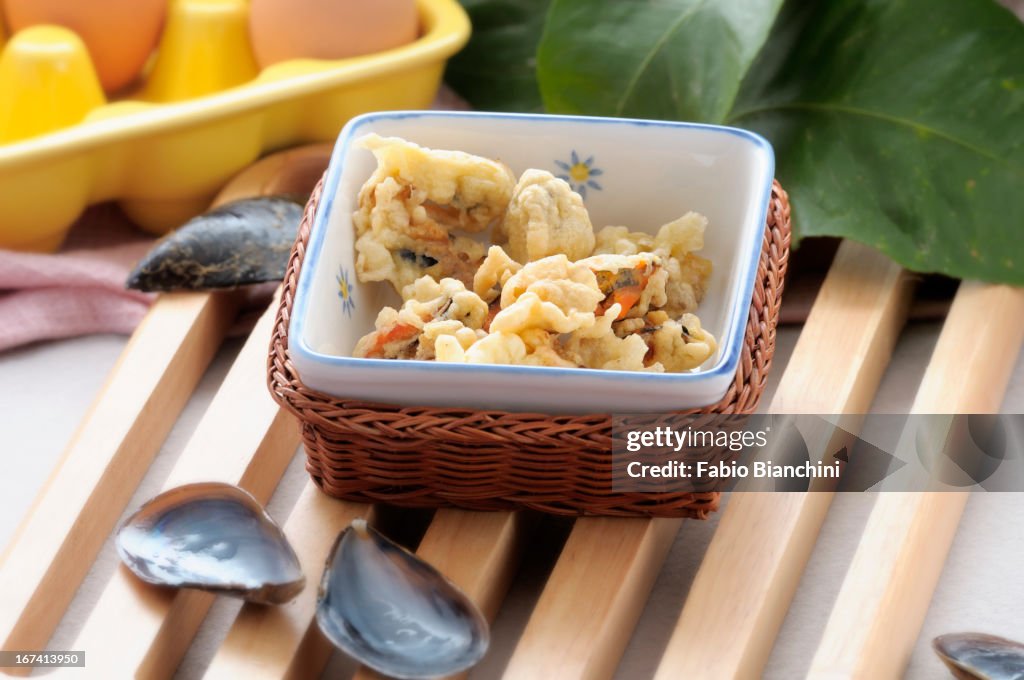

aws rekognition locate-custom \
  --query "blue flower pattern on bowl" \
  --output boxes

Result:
[555,150,603,198]
[336,266,355,317]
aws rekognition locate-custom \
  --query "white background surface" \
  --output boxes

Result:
[3,320,1024,679]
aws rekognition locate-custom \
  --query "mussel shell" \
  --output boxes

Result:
[117,482,304,604]
[126,197,302,292]
[934,632,1024,680]
[315,520,489,679]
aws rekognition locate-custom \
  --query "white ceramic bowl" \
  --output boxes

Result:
[288,111,774,413]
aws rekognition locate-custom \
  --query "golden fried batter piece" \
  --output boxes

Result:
[353,134,516,292]
[643,313,717,372]
[353,277,488,359]
[499,254,604,313]
[655,213,713,317]
[556,299,652,371]
[441,256,607,366]
[592,226,655,256]
[437,326,580,368]
[497,170,595,263]
[593,212,712,316]
[491,256,604,336]
[420,320,485,361]
[560,332,653,371]
[578,253,664,320]
[473,245,522,303]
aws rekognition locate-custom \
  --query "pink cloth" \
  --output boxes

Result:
[0,207,155,353]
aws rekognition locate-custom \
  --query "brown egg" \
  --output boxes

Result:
[4,0,167,93]
[249,0,418,69]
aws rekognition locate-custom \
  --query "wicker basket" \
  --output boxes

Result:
[268,178,791,518]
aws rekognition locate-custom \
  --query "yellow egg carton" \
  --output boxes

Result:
[0,0,469,251]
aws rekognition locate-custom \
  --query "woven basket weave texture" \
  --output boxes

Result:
[268,177,791,518]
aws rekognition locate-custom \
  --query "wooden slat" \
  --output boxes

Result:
[499,241,911,680]
[652,242,913,680]
[807,281,1024,679]
[0,290,239,666]
[504,517,681,680]
[411,510,525,622]
[205,483,371,680]
[65,294,301,679]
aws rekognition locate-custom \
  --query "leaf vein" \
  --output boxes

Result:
[732,101,1018,170]
[614,0,711,116]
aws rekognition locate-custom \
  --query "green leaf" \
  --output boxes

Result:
[730,0,1024,284]
[444,0,552,112]
[536,0,785,123]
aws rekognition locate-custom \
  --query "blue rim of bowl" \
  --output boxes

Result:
[289,110,775,388]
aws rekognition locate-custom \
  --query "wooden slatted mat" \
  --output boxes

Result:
[3,240,1023,680]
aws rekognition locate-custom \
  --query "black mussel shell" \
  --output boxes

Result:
[117,482,304,604]
[126,197,303,292]
[934,632,1024,680]
[315,520,489,679]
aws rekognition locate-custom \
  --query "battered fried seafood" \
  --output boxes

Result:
[353,134,516,292]
[497,170,595,263]
[355,250,717,372]
[579,253,664,320]
[646,314,717,372]
[351,136,718,373]
[473,246,522,303]
[353,277,487,360]
[594,212,712,316]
